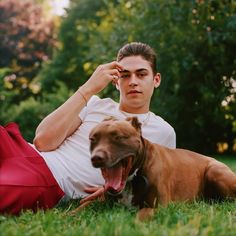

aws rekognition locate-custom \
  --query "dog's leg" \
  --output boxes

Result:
[205,162,236,199]
[136,207,155,221]
[135,194,158,221]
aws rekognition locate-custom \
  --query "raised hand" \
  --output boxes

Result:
[79,61,124,97]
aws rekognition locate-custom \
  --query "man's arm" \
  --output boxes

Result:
[33,61,123,151]
[33,87,87,151]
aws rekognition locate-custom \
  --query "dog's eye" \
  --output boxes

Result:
[114,135,128,141]
[89,137,96,143]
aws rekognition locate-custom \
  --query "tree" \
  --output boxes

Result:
[39,0,113,91]
[0,0,59,141]
[36,0,236,153]
[0,0,56,103]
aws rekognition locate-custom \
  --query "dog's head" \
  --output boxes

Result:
[89,116,143,195]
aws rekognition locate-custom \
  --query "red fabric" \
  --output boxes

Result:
[0,123,65,215]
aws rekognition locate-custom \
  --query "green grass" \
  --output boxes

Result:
[1,156,236,236]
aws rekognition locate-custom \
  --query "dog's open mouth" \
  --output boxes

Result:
[101,156,133,195]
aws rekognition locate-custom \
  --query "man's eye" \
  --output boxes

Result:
[121,74,129,79]
[137,73,146,77]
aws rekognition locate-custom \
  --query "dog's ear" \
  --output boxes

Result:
[126,116,142,131]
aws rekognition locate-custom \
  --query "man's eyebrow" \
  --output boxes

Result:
[120,68,148,73]
[136,68,148,72]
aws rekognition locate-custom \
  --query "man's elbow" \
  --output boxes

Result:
[33,133,56,152]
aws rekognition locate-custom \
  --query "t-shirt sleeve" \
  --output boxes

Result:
[78,95,101,121]
[164,127,176,149]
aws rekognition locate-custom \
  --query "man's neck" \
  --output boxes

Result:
[118,105,149,114]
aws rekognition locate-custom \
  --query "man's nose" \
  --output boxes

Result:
[128,74,138,86]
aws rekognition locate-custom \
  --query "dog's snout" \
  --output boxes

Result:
[91,151,107,168]
[91,154,104,163]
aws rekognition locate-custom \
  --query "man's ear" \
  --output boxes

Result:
[154,73,161,88]
[115,82,120,90]
[126,117,142,132]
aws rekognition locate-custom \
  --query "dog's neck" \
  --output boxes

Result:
[130,135,148,176]
[128,136,150,207]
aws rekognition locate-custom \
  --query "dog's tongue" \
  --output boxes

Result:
[101,156,133,194]
[102,166,123,193]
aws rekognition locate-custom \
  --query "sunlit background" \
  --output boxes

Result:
[49,0,69,15]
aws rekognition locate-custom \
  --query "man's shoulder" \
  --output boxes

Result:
[146,112,176,148]
[149,112,174,130]
[86,95,119,115]
[88,95,117,106]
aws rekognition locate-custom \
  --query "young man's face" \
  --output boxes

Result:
[116,56,161,113]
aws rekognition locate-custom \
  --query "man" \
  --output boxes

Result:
[0,42,176,214]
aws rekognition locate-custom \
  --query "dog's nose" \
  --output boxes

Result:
[91,152,106,167]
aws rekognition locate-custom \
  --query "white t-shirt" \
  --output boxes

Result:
[37,96,176,199]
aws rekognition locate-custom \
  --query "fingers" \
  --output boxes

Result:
[97,61,123,73]
[80,192,102,204]
[84,60,124,95]
[80,186,105,204]
[108,68,121,77]
[69,200,93,215]
[108,69,120,85]
[108,61,124,71]
[69,186,106,215]
[108,61,124,83]
[84,186,102,193]
[98,61,124,79]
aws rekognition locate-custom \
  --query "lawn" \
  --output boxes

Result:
[1,156,236,236]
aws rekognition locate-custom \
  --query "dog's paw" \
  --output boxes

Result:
[135,208,154,222]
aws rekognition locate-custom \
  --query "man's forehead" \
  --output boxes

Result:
[118,56,152,72]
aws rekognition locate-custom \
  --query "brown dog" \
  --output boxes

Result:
[88,116,236,220]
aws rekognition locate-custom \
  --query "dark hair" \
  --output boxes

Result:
[117,42,157,74]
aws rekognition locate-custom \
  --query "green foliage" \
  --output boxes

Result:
[1,0,235,153]
[38,0,235,154]
[39,0,116,92]
[141,0,236,154]
[0,0,56,103]
[1,82,73,142]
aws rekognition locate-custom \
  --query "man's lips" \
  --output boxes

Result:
[127,90,142,95]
